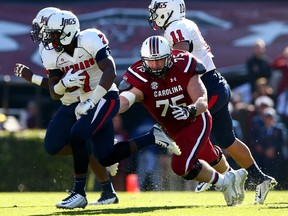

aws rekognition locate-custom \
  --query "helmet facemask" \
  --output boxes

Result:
[30,22,42,42]
[43,27,66,52]
[142,55,172,79]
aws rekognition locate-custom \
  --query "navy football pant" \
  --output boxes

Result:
[202,70,236,149]
[44,102,92,155]
[71,91,120,161]
[44,102,78,155]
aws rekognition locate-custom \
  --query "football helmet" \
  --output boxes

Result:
[30,7,61,43]
[148,0,186,30]
[141,36,172,78]
[43,10,80,52]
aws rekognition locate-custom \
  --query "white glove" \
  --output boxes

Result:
[75,99,96,116]
[61,68,85,88]
[170,105,197,120]
[74,105,81,120]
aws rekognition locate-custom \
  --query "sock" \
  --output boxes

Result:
[100,141,131,166]
[223,166,233,174]
[74,176,87,196]
[133,133,155,149]
[246,163,265,185]
[211,171,225,188]
[101,180,115,194]
[100,133,155,167]
[70,135,89,174]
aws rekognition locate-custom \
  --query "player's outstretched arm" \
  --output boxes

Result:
[14,63,49,89]
[119,87,143,114]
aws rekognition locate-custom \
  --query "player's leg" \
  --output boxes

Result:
[195,145,231,192]
[88,154,119,205]
[180,158,247,206]
[56,92,120,209]
[195,70,232,191]
[170,114,247,206]
[45,102,118,207]
[44,103,77,155]
[98,124,180,167]
[226,138,277,204]
[212,100,277,204]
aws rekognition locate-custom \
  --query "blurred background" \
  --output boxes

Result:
[1,0,288,192]
[1,0,288,128]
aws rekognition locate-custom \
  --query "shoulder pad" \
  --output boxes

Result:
[118,79,133,93]
[195,59,206,75]
[78,28,108,56]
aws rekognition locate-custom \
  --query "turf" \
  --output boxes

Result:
[0,191,287,216]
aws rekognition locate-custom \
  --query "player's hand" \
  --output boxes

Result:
[61,68,85,88]
[14,63,33,82]
[74,106,81,120]
[170,105,191,120]
[75,99,96,116]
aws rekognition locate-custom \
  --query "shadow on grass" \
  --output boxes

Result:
[263,202,288,209]
[31,204,225,215]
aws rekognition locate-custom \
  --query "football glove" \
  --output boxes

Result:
[14,63,32,79]
[61,68,85,88]
[14,63,25,77]
[75,99,96,116]
[170,105,197,120]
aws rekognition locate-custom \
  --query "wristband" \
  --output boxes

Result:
[91,85,108,104]
[31,74,43,86]
[120,91,136,108]
[54,81,66,95]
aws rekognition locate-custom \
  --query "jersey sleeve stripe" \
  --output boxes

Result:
[184,55,192,73]
[127,67,148,83]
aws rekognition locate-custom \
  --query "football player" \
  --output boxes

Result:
[41,10,181,209]
[119,35,248,206]
[147,0,277,204]
[14,7,119,207]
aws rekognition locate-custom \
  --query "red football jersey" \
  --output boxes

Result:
[124,50,202,137]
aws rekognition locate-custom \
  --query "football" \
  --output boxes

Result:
[65,86,79,92]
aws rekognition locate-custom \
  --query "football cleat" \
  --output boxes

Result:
[234,168,248,204]
[254,175,278,204]
[195,182,212,193]
[221,171,238,206]
[89,192,119,205]
[152,124,181,155]
[56,191,87,209]
[109,163,119,176]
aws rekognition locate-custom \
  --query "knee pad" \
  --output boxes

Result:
[182,160,202,180]
[209,145,223,167]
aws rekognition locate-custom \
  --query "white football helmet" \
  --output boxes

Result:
[141,36,173,78]
[30,7,61,42]
[43,10,80,52]
[148,0,186,30]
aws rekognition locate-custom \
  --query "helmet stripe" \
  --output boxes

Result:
[149,36,159,55]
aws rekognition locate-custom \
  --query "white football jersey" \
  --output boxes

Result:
[164,18,216,72]
[41,28,118,103]
[38,43,79,105]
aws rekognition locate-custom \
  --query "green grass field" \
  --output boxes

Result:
[1,191,287,216]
